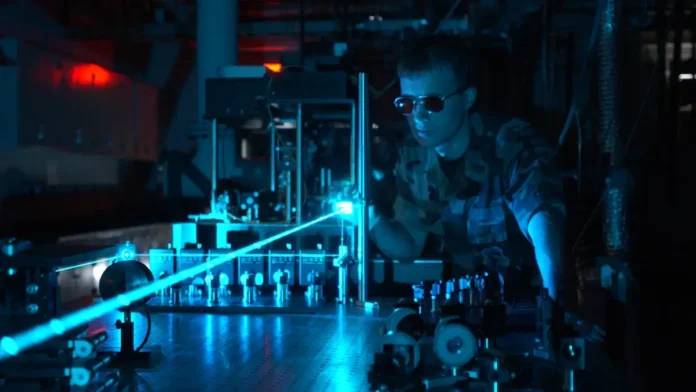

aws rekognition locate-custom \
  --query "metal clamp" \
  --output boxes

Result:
[559,338,585,392]
[597,257,632,303]
[334,245,353,304]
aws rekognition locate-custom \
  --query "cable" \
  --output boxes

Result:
[555,1,604,153]
[0,209,346,360]
[94,305,151,353]
[134,305,151,353]
[351,0,467,101]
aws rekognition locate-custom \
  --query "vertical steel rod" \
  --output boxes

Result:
[296,104,303,224]
[350,103,357,185]
[357,73,370,304]
[285,173,292,223]
[270,121,276,192]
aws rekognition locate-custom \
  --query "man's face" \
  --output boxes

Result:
[398,68,468,148]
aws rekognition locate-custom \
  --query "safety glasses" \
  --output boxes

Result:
[393,85,467,115]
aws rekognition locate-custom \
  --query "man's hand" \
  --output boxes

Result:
[340,204,379,228]
[336,188,381,230]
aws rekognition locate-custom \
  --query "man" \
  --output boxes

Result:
[365,34,568,355]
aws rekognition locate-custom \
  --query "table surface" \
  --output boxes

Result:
[92,304,387,392]
[81,297,630,392]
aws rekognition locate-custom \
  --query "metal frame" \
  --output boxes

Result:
[270,98,357,226]
[205,73,371,304]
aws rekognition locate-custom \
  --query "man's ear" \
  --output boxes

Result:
[463,87,477,111]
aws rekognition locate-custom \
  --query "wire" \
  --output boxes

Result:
[555,1,604,153]
[134,305,151,353]
[96,305,151,353]
[350,0,467,101]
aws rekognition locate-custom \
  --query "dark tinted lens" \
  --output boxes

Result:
[421,96,445,112]
[394,97,415,115]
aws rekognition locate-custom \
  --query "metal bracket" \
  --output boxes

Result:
[596,257,632,303]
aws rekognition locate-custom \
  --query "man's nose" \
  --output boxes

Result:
[413,103,429,121]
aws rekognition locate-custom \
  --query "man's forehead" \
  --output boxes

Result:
[399,69,459,95]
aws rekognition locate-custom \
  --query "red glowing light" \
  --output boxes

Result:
[71,64,113,87]
[263,63,282,73]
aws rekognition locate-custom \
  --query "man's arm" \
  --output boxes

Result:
[527,209,565,301]
[371,195,428,260]
[499,121,567,301]
[369,148,429,260]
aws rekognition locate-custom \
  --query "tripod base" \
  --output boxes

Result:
[99,351,154,369]
[97,348,161,391]
[98,349,157,369]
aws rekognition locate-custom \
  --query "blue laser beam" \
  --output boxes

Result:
[54,257,116,273]
[0,209,346,361]
[53,243,135,272]
[142,253,341,258]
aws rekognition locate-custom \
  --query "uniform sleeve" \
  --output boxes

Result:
[497,121,566,240]
[393,148,423,222]
[392,148,434,234]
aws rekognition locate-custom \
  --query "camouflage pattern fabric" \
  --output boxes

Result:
[393,112,565,258]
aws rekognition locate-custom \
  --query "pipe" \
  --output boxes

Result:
[598,0,620,160]
[285,172,292,223]
[197,0,237,209]
[196,0,238,121]
[320,168,326,194]
[211,119,217,213]
[299,0,306,65]
[350,102,357,185]
[296,104,303,224]
[598,0,630,255]
[575,111,583,198]
[357,73,370,304]
[270,122,276,192]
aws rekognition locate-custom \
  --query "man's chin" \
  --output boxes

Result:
[414,135,442,148]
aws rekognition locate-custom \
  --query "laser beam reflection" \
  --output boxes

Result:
[0,210,345,361]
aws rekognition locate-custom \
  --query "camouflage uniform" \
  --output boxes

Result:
[393,112,566,272]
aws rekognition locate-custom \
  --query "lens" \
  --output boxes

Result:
[421,96,445,113]
[394,97,415,115]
